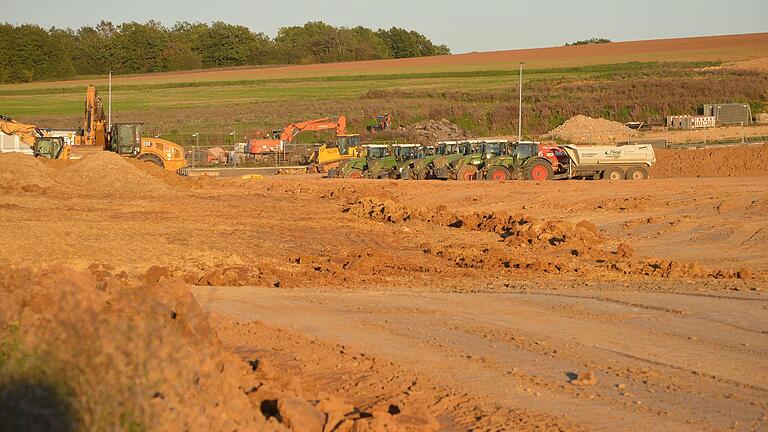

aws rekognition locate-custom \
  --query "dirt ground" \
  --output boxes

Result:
[1,149,767,431]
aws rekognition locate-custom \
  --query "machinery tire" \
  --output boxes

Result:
[625,166,649,180]
[602,167,625,181]
[416,169,430,180]
[457,165,478,181]
[138,153,165,170]
[486,166,511,181]
[345,169,363,179]
[525,160,553,181]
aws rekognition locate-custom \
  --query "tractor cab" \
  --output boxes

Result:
[363,144,390,159]
[509,141,538,160]
[337,134,361,156]
[34,136,67,159]
[393,144,421,161]
[109,122,143,156]
[481,141,509,159]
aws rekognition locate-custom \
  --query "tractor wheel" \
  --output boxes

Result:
[345,169,363,179]
[525,160,553,181]
[486,166,511,181]
[457,165,478,181]
[416,169,430,180]
[138,153,165,170]
[602,167,625,181]
[625,166,649,180]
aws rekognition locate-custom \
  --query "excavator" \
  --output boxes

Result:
[249,115,362,171]
[0,115,70,159]
[73,85,188,174]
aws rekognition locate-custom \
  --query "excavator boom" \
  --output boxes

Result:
[0,115,41,147]
[279,115,348,141]
[75,85,107,148]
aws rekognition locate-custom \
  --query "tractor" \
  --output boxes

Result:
[414,141,473,180]
[481,141,569,181]
[425,140,508,180]
[335,144,390,178]
[399,145,437,179]
[366,144,422,179]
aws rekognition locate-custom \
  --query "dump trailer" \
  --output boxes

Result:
[560,144,656,180]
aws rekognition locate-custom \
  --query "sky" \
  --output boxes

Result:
[2,0,766,53]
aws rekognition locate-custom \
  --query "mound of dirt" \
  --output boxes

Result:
[652,144,768,178]
[58,152,170,194]
[0,267,438,431]
[547,115,632,144]
[399,118,472,144]
[343,196,753,280]
[126,158,194,190]
[344,197,603,250]
[0,152,53,193]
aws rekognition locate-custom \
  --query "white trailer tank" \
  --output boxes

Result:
[561,144,656,180]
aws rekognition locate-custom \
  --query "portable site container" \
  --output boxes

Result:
[703,103,753,125]
[0,132,33,155]
[667,115,716,129]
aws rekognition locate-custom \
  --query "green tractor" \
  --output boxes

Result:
[423,140,508,181]
[366,144,422,179]
[399,145,437,179]
[480,141,568,181]
[336,144,390,179]
[414,141,473,180]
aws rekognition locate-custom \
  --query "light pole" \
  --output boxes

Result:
[518,62,524,143]
[191,133,198,170]
[230,132,237,168]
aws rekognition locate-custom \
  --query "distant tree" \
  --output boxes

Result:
[377,27,450,58]
[0,20,450,83]
[0,23,75,82]
[196,22,256,67]
[565,38,612,46]
[112,21,169,73]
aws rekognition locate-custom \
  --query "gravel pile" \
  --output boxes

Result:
[399,118,472,144]
[547,115,632,144]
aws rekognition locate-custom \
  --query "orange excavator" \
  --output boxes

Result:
[248,115,361,171]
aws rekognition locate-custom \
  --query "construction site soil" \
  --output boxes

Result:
[1,146,767,431]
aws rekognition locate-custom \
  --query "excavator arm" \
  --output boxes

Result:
[76,85,107,147]
[278,115,348,141]
[0,115,42,146]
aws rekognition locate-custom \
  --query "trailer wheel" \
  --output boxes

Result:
[602,167,625,181]
[525,160,553,181]
[457,165,478,181]
[625,166,649,180]
[486,166,511,182]
[345,169,363,179]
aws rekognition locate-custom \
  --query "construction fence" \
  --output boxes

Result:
[154,132,319,169]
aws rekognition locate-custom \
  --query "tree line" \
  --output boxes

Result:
[0,21,451,83]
